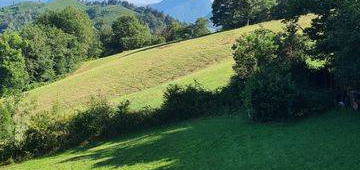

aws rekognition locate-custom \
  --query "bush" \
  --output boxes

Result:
[22,112,67,157]
[0,100,15,141]
[104,103,156,137]
[68,97,115,144]
[159,83,215,122]
[243,66,297,122]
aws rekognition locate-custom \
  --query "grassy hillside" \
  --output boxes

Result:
[90,5,135,25]
[25,16,313,112]
[42,0,87,11]
[4,109,360,170]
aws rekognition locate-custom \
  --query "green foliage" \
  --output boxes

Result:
[318,0,360,89]
[286,0,360,89]
[22,112,66,157]
[243,65,297,122]
[20,24,82,82]
[232,29,278,79]
[192,18,211,37]
[161,18,210,42]
[233,26,332,122]
[36,7,100,58]
[111,15,151,52]
[20,25,54,83]
[160,83,215,122]
[211,0,277,29]
[0,98,17,141]
[161,21,183,41]
[0,32,28,96]
[68,98,111,144]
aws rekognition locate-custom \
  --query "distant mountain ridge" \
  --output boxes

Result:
[150,0,213,23]
[0,0,50,7]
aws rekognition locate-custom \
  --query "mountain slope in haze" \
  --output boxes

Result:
[0,0,49,7]
[150,0,212,23]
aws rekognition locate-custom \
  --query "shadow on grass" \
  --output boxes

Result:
[57,114,243,170]
[56,109,360,170]
[58,126,192,169]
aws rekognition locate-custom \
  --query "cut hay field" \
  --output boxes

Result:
[4,109,360,170]
[24,16,313,112]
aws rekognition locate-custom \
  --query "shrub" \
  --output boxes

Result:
[159,83,215,122]
[68,97,115,144]
[232,29,278,79]
[243,66,297,122]
[104,103,156,137]
[0,100,15,141]
[22,112,67,157]
[0,95,34,164]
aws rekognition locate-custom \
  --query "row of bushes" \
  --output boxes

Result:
[0,83,242,165]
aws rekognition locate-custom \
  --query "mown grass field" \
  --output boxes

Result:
[24,16,313,112]
[4,109,360,170]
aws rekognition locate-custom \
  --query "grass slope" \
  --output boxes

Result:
[4,109,360,170]
[25,16,313,112]
[42,0,87,11]
[91,5,135,25]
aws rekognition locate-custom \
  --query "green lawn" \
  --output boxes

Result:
[4,109,360,170]
[24,16,313,112]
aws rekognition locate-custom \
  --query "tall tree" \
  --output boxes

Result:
[211,0,277,30]
[111,15,151,52]
[21,25,55,83]
[286,0,359,89]
[192,18,210,37]
[36,7,100,58]
[0,32,28,96]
